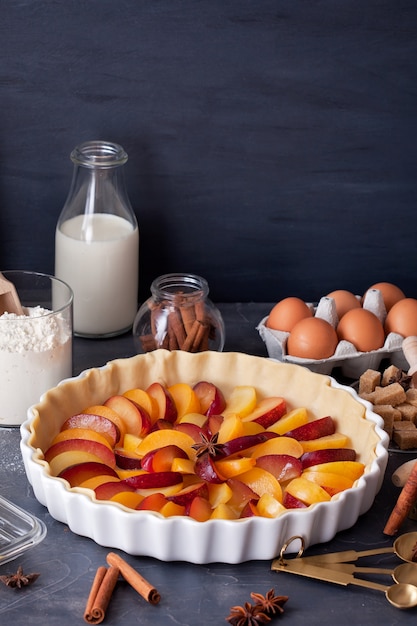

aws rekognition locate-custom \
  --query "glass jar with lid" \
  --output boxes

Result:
[133,273,225,353]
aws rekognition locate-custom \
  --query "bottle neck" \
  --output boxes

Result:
[71,141,128,168]
[58,141,137,230]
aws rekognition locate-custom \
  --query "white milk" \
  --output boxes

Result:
[0,307,72,426]
[55,213,139,336]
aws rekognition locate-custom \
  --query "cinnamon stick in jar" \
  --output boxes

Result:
[139,333,157,353]
[168,328,179,350]
[179,302,196,334]
[193,301,211,349]
[194,300,206,322]
[168,308,186,347]
[181,318,201,352]
[383,460,417,535]
[191,320,210,352]
[106,552,161,605]
[84,565,119,624]
[150,303,161,338]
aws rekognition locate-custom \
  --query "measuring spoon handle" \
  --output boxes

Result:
[299,546,394,564]
[273,558,390,592]
[348,576,390,593]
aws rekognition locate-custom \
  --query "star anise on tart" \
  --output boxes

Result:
[226,601,271,625]
[0,565,40,589]
[191,432,225,458]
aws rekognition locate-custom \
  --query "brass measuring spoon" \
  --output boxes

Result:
[393,562,417,586]
[272,533,417,610]
[297,556,417,589]
[291,531,417,566]
[385,579,417,609]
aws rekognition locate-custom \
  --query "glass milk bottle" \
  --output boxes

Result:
[55,140,139,337]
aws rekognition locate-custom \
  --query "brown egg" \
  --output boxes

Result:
[287,317,338,360]
[337,308,385,352]
[364,282,406,312]
[266,297,313,332]
[326,289,361,320]
[384,298,417,337]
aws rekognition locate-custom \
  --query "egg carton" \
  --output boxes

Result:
[257,290,408,378]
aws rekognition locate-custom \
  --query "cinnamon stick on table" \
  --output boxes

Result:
[383,460,417,535]
[84,565,119,624]
[106,552,161,605]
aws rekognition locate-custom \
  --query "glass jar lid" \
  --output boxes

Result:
[0,495,47,566]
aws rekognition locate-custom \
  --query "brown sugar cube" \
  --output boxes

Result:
[371,405,400,438]
[381,364,402,386]
[371,406,395,438]
[392,420,417,431]
[384,417,394,439]
[393,429,417,450]
[372,383,407,406]
[397,403,417,423]
[359,369,381,395]
[359,391,376,404]
[406,388,417,407]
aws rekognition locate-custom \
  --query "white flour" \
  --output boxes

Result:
[0,306,72,426]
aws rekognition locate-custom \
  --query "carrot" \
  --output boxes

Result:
[383,460,417,535]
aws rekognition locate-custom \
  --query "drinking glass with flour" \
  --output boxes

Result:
[0,271,73,426]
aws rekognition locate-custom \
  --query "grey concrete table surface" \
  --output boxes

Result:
[0,303,416,625]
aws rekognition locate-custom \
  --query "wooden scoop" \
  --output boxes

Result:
[0,272,24,316]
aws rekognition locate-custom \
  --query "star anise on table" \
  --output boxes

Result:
[250,589,288,616]
[191,432,225,458]
[226,601,271,626]
[0,565,40,589]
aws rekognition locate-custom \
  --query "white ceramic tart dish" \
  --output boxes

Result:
[20,350,389,564]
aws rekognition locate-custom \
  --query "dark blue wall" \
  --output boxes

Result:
[1,1,416,303]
